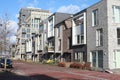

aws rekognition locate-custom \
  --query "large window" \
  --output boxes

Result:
[117,28,120,45]
[74,52,83,62]
[75,21,84,44]
[112,5,120,23]
[96,29,103,46]
[48,18,54,37]
[34,18,40,23]
[91,50,103,68]
[92,9,98,26]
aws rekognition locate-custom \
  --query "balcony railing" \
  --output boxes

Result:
[48,46,54,51]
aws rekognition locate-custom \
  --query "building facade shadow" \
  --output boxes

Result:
[0,71,58,80]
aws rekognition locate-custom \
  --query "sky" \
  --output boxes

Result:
[0,0,100,43]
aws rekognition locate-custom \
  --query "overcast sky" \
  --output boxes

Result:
[0,0,100,43]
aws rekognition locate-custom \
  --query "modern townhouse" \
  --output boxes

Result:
[33,20,48,61]
[72,10,87,63]
[55,17,73,62]
[16,0,120,70]
[47,12,72,61]
[87,0,120,69]
[16,8,51,60]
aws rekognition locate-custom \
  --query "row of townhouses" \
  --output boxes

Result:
[15,0,120,69]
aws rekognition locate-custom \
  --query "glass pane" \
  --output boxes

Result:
[117,29,120,38]
[81,35,84,44]
[118,39,120,44]
[92,51,96,67]
[98,50,103,68]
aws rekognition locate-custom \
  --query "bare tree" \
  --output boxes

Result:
[0,13,14,55]
[0,13,14,70]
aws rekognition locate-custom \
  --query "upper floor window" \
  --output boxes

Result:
[112,5,120,23]
[27,29,30,33]
[73,15,85,45]
[49,19,53,30]
[92,9,99,26]
[67,37,70,49]
[39,25,43,31]
[96,29,103,46]
[22,28,26,33]
[22,34,26,38]
[57,27,61,37]
[117,28,120,45]
[34,18,40,23]
[27,34,30,38]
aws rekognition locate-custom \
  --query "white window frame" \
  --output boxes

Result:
[96,29,103,46]
[92,9,98,26]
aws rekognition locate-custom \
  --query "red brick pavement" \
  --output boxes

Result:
[9,60,120,80]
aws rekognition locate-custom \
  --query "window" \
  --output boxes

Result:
[22,34,25,38]
[92,9,98,26]
[21,39,25,43]
[96,29,103,46]
[73,16,85,45]
[112,5,120,23]
[39,25,43,31]
[58,39,61,51]
[27,29,30,33]
[67,38,70,49]
[77,35,80,44]
[91,50,103,68]
[57,27,60,37]
[74,52,83,62]
[48,18,54,37]
[22,28,26,33]
[49,19,53,31]
[27,34,30,38]
[117,28,120,45]
[34,18,40,23]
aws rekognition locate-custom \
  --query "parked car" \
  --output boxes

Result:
[0,58,13,68]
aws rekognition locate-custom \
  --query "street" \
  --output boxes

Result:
[0,60,120,80]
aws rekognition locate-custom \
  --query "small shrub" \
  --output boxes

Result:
[46,59,54,64]
[70,62,84,69]
[84,62,91,70]
[70,63,79,68]
[58,62,65,67]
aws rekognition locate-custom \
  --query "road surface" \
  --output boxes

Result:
[0,60,120,80]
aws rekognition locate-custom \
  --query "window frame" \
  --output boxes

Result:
[96,28,103,47]
[92,9,99,26]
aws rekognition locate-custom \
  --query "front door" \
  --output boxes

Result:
[113,50,120,68]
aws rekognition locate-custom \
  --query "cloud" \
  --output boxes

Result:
[15,14,19,18]
[28,0,39,8]
[8,20,18,33]
[18,0,39,8]
[49,7,55,13]
[7,20,18,43]
[57,4,80,14]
